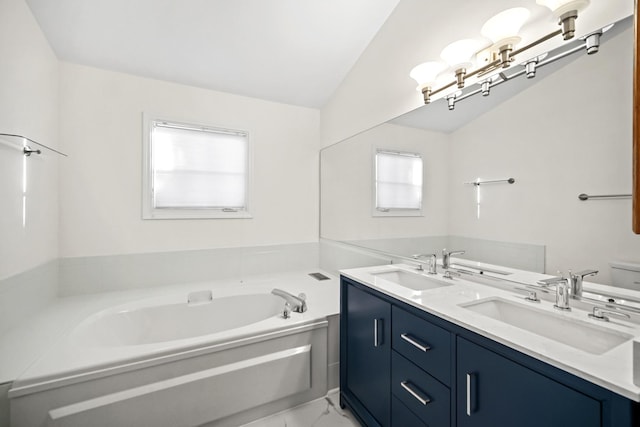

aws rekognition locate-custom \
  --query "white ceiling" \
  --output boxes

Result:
[25,0,401,108]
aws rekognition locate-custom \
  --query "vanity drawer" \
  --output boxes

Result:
[391,351,450,427]
[391,395,428,427]
[392,306,451,385]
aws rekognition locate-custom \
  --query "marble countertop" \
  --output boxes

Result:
[340,261,640,402]
[0,270,340,390]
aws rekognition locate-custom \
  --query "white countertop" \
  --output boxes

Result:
[340,262,640,402]
[0,270,339,391]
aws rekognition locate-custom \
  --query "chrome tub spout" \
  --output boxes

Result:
[271,288,307,313]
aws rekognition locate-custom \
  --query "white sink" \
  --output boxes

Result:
[372,270,452,291]
[461,298,633,355]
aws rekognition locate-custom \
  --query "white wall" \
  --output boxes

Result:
[0,0,59,280]
[321,123,449,241]
[448,27,639,284]
[58,63,320,257]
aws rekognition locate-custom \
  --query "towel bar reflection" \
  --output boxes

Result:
[578,193,632,201]
[0,133,67,157]
[464,178,515,186]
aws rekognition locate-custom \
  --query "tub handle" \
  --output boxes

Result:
[282,302,292,319]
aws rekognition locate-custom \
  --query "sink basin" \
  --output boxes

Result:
[461,298,633,355]
[372,270,452,291]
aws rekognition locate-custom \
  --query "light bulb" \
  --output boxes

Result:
[537,0,590,39]
[481,8,530,46]
[536,0,589,18]
[409,62,446,90]
[440,39,483,69]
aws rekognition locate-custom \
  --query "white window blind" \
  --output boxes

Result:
[375,150,423,212]
[143,115,251,219]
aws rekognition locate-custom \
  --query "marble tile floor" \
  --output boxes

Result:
[240,389,361,427]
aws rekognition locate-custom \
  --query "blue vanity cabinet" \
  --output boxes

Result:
[457,336,600,427]
[340,276,640,427]
[340,278,391,427]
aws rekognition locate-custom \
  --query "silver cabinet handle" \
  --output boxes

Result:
[466,373,474,416]
[374,319,380,347]
[400,333,431,352]
[400,381,431,406]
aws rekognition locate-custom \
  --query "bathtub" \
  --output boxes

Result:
[9,274,337,427]
[71,292,285,346]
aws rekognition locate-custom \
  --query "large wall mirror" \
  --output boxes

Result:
[322,13,640,286]
[634,2,640,233]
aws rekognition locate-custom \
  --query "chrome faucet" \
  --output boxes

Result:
[538,276,571,311]
[271,288,307,313]
[442,248,465,270]
[412,253,437,274]
[568,269,598,298]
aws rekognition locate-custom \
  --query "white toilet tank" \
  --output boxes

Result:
[610,261,640,290]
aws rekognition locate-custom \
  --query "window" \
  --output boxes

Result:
[142,114,251,219]
[373,149,423,216]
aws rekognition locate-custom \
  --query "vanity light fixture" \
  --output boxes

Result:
[446,91,462,110]
[481,79,491,96]
[536,0,590,40]
[581,23,614,55]
[409,61,447,104]
[523,53,548,79]
[409,1,593,110]
[480,8,531,69]
[440,39,485,89]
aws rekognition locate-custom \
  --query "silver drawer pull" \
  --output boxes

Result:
[400,381,431,405]
[466,373,474,416]
[400,333,431,352]
[374,319,381,347]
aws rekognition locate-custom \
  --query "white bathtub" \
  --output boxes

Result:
[9,274,338,427]
[71,292,284,346]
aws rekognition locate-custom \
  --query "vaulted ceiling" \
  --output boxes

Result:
[25,0,401,108]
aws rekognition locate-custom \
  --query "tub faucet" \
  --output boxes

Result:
[412,253,437,274]
[271,288,307,313]
[442,249,465,270]
[568,269,598,298]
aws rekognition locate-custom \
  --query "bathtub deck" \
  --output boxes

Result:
[0,270,339,387]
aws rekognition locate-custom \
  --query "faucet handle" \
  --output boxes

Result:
[283,302,292,319]
[514,287,540,303]
[443,270,461,280]
[588,306,631,322]
[298,293,307,311]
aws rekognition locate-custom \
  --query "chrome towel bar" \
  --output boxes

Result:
[464,178,515,186]
[578,193,631,201]
[0,132,67,157]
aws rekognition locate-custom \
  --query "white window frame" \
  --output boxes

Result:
[142,113,252,219]
[372,148,424,217]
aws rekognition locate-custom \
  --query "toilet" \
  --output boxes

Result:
[610,261,640,290]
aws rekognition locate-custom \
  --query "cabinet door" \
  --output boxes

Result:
[457,337,600,427]
[345,284,391,426]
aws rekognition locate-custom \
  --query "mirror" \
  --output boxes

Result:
[321,15,640,285]
[634,3,640,233]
